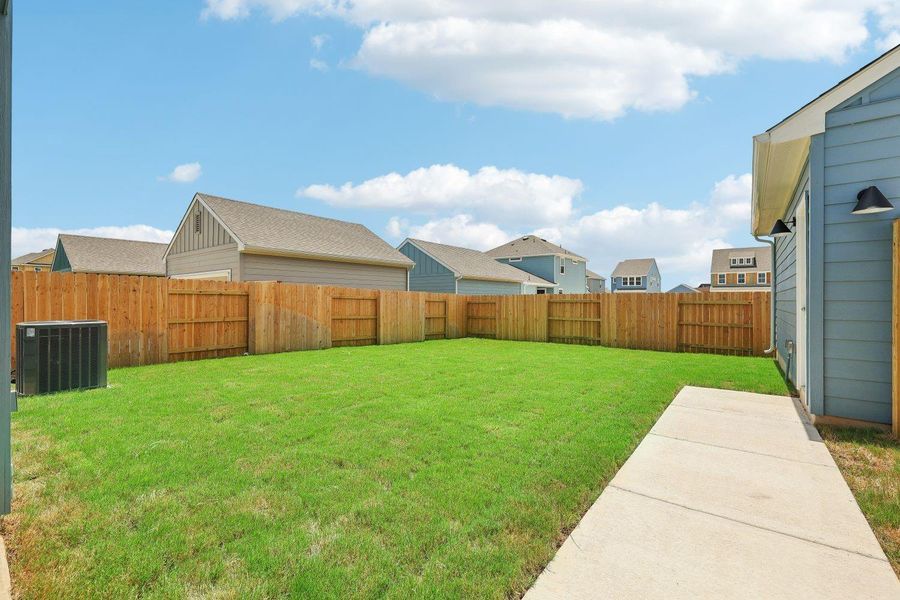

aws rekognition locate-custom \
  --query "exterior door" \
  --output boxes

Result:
[796,189,809,407]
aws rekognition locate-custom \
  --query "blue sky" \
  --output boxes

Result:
[11,2,900,286]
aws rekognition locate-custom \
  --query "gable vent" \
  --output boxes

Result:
[193,211,202,234]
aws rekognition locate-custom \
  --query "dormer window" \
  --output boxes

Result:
[730,256,756,268]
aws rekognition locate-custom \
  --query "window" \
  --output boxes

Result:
[737,273,746,284]
[193,211,202,234]
[717,273,726,285]
[11,266,18,271]
[536,288,546,294]
[758,272,769,285]
[560,259,566,275]
[34,267,42,272]
[557,289,564,294]
[621,276,643,287]
[730,256,755,268]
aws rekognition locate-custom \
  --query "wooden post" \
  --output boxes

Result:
[893,220,900,437]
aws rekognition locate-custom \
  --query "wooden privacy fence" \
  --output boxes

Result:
[10,272,770,372]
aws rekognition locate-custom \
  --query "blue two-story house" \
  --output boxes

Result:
[610,258,661,293]
[485,235,588,294]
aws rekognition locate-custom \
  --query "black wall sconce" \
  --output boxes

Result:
[852,186,894,215]
[769,217,795,237]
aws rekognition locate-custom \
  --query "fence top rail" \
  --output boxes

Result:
[678,300,753,305]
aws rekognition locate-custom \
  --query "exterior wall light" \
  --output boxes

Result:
[851,186,894,215]
[769,217,795,237]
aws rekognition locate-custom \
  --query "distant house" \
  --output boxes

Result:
[668,283,699,294]
[398,239,556,295]
[710,247,771,292]
[11,248,54,272]
[165,193,413,289]
[586,269,606,293]
[52,234,167,276]
[485,235,587,294]
[610,259,661,293]
[697,283,712,293]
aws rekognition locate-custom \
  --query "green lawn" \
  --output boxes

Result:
[4,339,787,599]
[819,426,900,576]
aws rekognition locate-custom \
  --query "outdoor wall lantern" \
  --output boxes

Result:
[769,217,795,237]
[851,185,894,215]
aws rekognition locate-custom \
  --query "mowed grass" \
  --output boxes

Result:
[819,426,900,576]
[5,339,787,599]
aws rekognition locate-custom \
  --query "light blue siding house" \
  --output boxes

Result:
[586,269,606,293]
[485,235,588,294]
[610,258,661,293]
[398,238,556,295]
[752,45,900,428]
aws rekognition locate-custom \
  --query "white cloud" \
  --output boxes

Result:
[300,164,581,225]
[383,172,754,287]
[12,225,174,260]
[202,0,889,118]
[387,214,514,251]
[311,33,329,50]
[309,58,329,72]
[159,162,202,183]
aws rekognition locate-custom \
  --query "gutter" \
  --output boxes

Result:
[754,234,776,354]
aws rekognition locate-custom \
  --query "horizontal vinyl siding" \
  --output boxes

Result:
[821,95,899,423]
[457,279,521,295]
[399,242,457,293]
[167,243,240,279]
[496,256,556,283]
[241,253,407,290]
[774,202,798,385]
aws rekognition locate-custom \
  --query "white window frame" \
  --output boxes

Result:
[737,273,746,284]
[717,273,726,285]
[758,272,769,284]
[559,259,566,275]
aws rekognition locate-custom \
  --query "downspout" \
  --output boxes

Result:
[754,234,776,354]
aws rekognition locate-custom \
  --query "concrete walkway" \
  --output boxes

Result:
[525,386,900,600]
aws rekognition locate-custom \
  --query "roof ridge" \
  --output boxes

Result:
[58,233,168,246]
[198,192,368,229]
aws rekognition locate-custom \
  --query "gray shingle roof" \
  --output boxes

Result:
[12,248,54,266]
[710,246,772,273]
[57,235,167,276]
[586,269,605,280]
[197,193,413,268]
[406,239,556,286]
[611,258,657,278]
[485,235,585,260]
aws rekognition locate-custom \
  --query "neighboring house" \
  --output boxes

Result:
[710,247,772,292]
[668,284,699,294]
[398,239,556,295]
[751,44,900,428]
[485,235,587,294]
[165,193,413,289]
[610,259,661,293]
[697,283,712,293]
[52,234,167,276]
[11,248,54,272]
[586,269,606,293]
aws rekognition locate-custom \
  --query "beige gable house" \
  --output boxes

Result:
[709,246,772,292]
[165,193,413,289]
[51,234,167,276]
[11,248,55,272]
